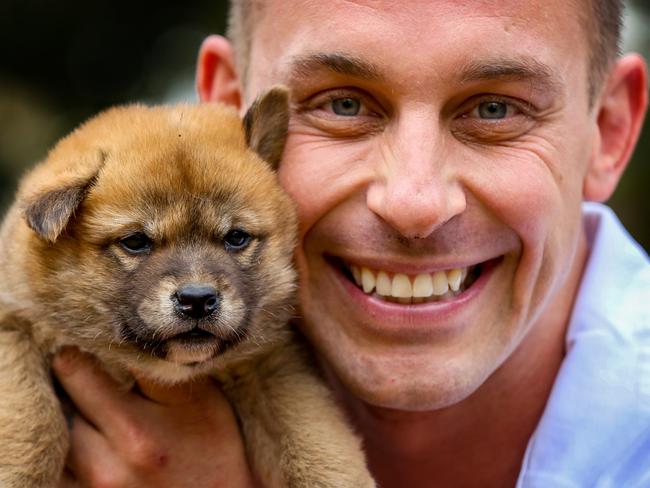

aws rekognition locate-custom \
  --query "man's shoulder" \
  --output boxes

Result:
[516,203,650,488]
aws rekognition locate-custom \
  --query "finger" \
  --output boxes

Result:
[66,415,125,487]
[52,347,131,429]
[134,374,216,406]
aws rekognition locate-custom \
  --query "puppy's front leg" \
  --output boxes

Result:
[225,341,376,488]
[0,319,68,488]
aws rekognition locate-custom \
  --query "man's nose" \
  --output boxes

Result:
[366,115,466,239]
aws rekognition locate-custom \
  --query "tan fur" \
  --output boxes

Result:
[0,89,375,488]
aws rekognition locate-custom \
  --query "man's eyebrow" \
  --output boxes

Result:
[458,57,563,91]
[287,52,382,83]
[286,53,563,95]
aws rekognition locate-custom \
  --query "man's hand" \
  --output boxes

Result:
[53,348,257,488]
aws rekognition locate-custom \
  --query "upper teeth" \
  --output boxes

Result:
[350,265,469,299]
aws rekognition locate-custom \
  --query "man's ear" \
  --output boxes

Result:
[22,152,105,243]
[584,53,648,202]
[243,86,290,170]
[196,35,242,109]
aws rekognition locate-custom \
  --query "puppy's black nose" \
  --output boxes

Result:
[174,285,220,319]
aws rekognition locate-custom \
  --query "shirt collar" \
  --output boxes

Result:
[517,203,650,487]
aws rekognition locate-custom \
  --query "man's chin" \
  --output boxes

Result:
[324,353,490,413]
[355,382,477,413]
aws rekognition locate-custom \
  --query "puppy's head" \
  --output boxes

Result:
[18,87,297,381]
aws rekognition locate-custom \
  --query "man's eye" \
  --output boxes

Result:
[119,232,152,254]
[477,101,508,119]
[330,97,362,116]
[466,99,520,120]
[295,89,385,137]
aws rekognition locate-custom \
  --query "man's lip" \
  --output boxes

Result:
[326,256,502,335]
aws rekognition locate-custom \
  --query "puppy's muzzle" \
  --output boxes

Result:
[173,284,220,320]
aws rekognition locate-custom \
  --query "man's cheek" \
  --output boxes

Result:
[279,136,373,236]
[457,147,576,304]
[464,147,566,240]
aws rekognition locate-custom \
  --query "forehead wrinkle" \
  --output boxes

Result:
[457,56,564,94]
[287,52,383,84]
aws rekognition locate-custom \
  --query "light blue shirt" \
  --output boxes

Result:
[517,203,650,487]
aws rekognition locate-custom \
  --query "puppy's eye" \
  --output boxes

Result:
[119,232,152,254]
[224,229,252,251]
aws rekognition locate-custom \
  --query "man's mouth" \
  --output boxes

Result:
[339,261,482,304]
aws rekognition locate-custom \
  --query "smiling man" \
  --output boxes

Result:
[56,1,649,487]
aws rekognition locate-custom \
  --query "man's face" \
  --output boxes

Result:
[245,0,597,410]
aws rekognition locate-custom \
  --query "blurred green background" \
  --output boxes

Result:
[0,1,648,251]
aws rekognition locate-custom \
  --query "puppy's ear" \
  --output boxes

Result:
[243,85,290,170]
[23,151,106,243]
